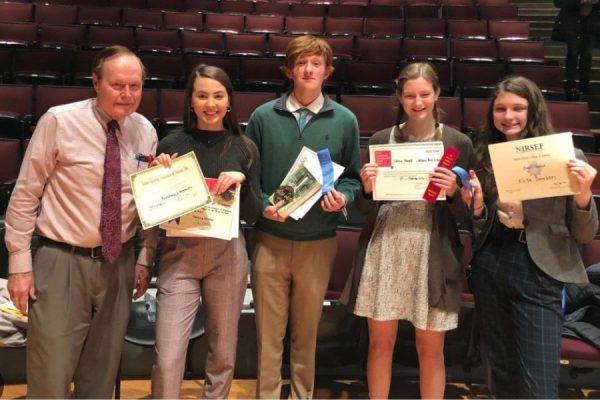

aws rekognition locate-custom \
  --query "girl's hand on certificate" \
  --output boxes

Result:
[150,153,178,168]
[568,159,597,208]
[430,166,459,196]
[360,163,378,194]
[215,171,245,195]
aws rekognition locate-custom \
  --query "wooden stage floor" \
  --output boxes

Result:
[3,378,600,399]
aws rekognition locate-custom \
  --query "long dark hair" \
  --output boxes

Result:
[183,64,242,136]
[476,75,554,197]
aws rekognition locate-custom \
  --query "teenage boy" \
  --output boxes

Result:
[245,35,361,399]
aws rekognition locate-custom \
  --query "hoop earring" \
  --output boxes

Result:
[227,106,231,113]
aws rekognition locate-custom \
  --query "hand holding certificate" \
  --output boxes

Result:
[130,151,211,229]
[269,147,344,219]
[161,178,240,240]
[488,132,580,202]
[369,142,445,201]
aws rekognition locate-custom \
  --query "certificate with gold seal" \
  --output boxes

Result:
[130,151,211,229]
[369,141,445,201]
[489,132,580,202]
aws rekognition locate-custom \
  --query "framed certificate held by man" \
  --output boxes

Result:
[369,141,445,201]
[130,151,211,229]
[488,132,580,202]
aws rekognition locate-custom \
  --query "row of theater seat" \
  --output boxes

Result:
[0,17,530,46]
[0,0,517,25]
[0,84,594,155]
[0,46,562,97]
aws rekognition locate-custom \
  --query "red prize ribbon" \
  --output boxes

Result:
[422,147,461,204]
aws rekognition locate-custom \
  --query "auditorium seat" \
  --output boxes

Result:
[245,15,285,34]
[35,86,95,120]
[38,24,86,51]
[136,29,180,54]
[364,18,405,38]
[137,88,159,126]
[138,53,185,88]
[462,97,490,135]
[508,64,565,99]
[451,38,498,62]
[546,101,594,152]
[345,61,398,95]
[478,4,519,19]
[365,4,403,19]
[184,55,240,86]
[181,31,223,55]
[240,57,288,93]
[0,138,21,184]
[88,26,136,50]
[184,0,219,13]
[34,4,77,25]
[77,6,121,26]
[0,84,33,140]
[286,16,324,35]
[0,48,11,82]
[225,33,268,57]
[158,88,186,137]
[72,49,99,85]
[122,8,164,30]
[446,19,488,39]
[220,0,254,15]
[401,38,450,62]
[147,0,183,12]
[498,40,546,64]
[290,3,327,17]
[233,91,277,126]
[488,20,531,41]
[0,2,32,23]
[403,4,440,19]
[340,94,397,138]
[204,13,245,34]
[268,34,295,57]
[560,338,600,377]
[163,11,203,31]
[326,36,354,60]
[329,4,365,18]
[110,0,146,9]
[324,17,364,37]
[453,61,504,98]
[356,37,402,63]
[13,48,73,85]
[0,22,37,47]
[255,2,289,16]
[405,18,446,39]
[438,96,462,130]
[442,5,479,20]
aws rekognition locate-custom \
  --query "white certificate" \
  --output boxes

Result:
[489,132,580,202]
[130,151,211,229]
[286,147,344,220]
[369,142,445,201]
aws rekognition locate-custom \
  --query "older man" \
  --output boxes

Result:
[5,45,157,398]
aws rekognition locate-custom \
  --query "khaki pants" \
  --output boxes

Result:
[251,231,337,399]
[26,241,135,399]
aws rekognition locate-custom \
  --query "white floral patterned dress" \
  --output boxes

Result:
[353,124,458,331]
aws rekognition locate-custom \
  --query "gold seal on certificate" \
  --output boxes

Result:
[369,141,444,201]
[488,132,580,202]
[130,151,211,229]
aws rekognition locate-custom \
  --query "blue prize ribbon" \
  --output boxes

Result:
[317,148,335,194]
[452,166,472,192]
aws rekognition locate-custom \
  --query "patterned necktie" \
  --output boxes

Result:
[100,120,122,263]
[297,108,309,131]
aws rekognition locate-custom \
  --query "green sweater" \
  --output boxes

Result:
[245,92,361,241]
